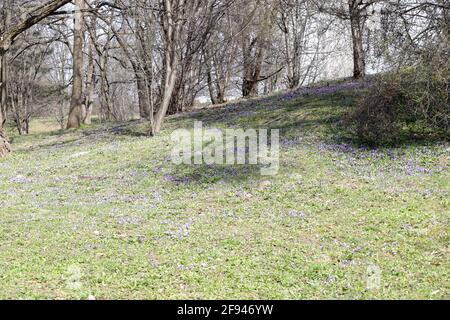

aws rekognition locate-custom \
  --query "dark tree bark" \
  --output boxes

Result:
[83,14,97,125]
[67,0,86,129]
[0,50,7,127]
[242,36,265,97]
[349,0,366,79]
[136,70,151,119]
[0,0,11,127]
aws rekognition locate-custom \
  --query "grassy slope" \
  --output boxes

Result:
[0,87,448,299]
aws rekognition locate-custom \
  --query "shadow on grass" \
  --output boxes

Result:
[328,128,449,150]
[10,84,447,158]
[166,163,268,187]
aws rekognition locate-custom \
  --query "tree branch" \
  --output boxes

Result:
[0,0,72,53]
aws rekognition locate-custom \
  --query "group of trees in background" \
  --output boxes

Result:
[0,0,448,155]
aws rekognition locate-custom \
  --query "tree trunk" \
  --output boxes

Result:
[83,15,96,125]
[136,70,151,120]
[136,32,153,120]
[0,0,10,126]
[242,79,258,97]
[0,97,11,156]
[66,0,85,129]
[99,52,112,122]
[242,43,264,97]
[207,63,227,105]
[0,50,7,125]
[0,51,10,157]
[207,68,218,105]
[283,25,298,89]
[350,9,366,79]
[167,76,184,115]
[16,118,29,135]
[152,0,180,135]
[0,102,10,156]
[0,124,11,157]
[84,62,94,125]
[153,57,177,134]
[216,76,227,104]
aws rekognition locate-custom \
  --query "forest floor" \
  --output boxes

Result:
[0,81,448,299]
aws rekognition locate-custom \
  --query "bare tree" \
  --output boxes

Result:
[152,0,183,135]
[110,0,156,121]
[312,0,382,79]
[277,0,333,88]
[203,2,240,104]
[240,0,279,97]
[8,28,56,135]
[0,0,71,156]
[153,0,227,133]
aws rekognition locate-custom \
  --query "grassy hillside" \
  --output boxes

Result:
[0,84,448,299]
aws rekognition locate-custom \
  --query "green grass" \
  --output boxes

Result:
[0,90,448,299]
